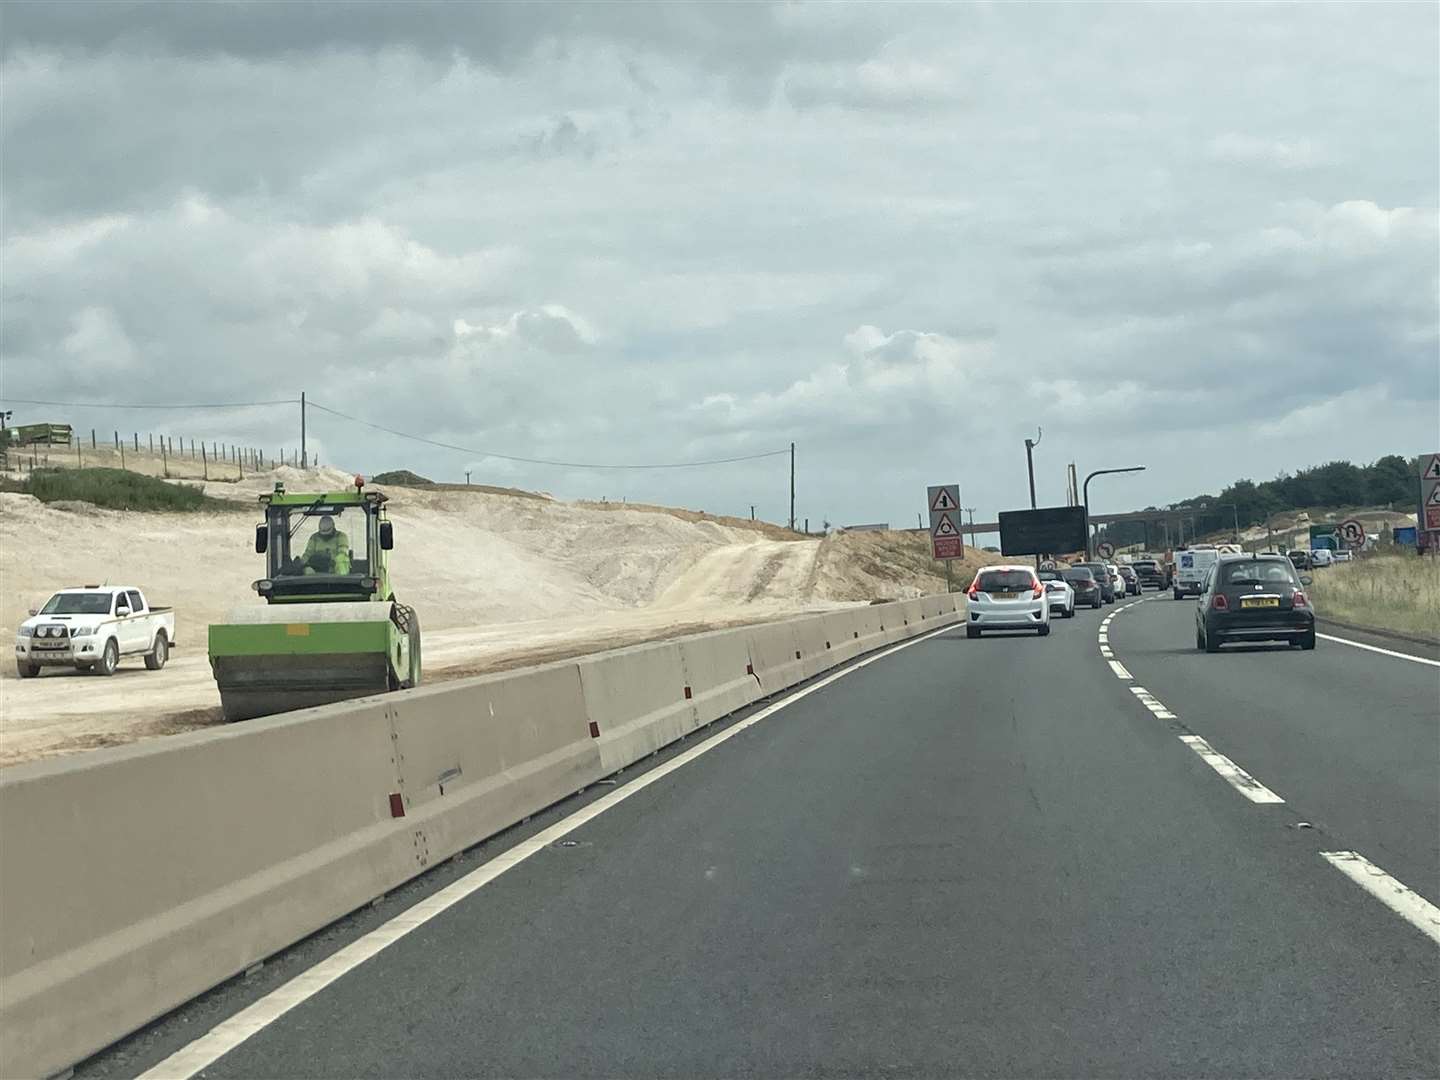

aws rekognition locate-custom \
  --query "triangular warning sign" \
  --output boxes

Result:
[933,512,959,537]
[1424,455,1440,481]
[930,488,957,512]
[1427,485,1440,506]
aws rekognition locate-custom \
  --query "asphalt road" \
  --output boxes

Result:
[87,593,1440,1079]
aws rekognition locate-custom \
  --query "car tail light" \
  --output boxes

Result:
[1032,581,1044,599]
[1292,591,1308,608]
[967,582,981,599]
[1211,594,1228,610]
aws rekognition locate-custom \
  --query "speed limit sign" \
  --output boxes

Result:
[1338,518,1366,548]
[1096,540,1116,559]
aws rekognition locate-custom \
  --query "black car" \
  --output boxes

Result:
[1076,561,1117,603]
[1195,554,1315,652]
[1064,567,1103,609]
[1117,565,1141,596]
[1131,559,1165,589]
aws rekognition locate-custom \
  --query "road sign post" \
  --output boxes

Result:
[927,484,964,570]
[1420,454,1440,549]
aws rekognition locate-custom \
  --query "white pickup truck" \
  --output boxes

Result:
[15,587,175,678]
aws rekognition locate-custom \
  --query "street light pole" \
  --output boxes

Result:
[1024,428,1042,510]
[1083,465,1146,559]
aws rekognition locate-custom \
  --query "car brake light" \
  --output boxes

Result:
[1032,581,1043,599]
[1211,594,1228,610]
[967,582,980,599]
[1292,591,1307,608]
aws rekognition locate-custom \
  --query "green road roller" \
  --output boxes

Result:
[208,477,421,721]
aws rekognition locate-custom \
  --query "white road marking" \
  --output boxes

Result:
[137,622,962,1080]
[1178,734,1285,803]
[1099,646,1113,658]
[1107,659,1132,680]
[1316,634,1440,668]
[1321,851,1440,946]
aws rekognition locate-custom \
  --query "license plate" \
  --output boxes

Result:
[1240,596,1280,609]
[994,592,1019,600]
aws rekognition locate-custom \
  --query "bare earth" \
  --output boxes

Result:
[1,467,993,766]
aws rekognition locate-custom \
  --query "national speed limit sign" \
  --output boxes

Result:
[1338,518,1366,548]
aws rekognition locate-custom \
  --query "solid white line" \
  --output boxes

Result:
[1321,851,1440,946]
[1316,633,1440,668]
[1107,659,1132,680]
[1178,734,1284,803]
[138,622,961,1080]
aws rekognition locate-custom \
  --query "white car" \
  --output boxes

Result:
[1309,548,1335,567]
[965,565,1051,637]
[1037,568,1076,618]
[15,586,175,677]
[1332,549,1352,563]
[1105,564,1126,601]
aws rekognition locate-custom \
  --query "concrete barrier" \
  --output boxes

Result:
[0,595,958,1078]
[577,642,698,774]
[742,618,806,693]
[388,661,602,864]
[0,702,411,1080]
[677,628,763,727]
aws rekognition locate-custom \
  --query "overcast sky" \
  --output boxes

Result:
[2,2,1436,527]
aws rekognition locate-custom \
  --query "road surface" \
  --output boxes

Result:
[83,592,1440,1078]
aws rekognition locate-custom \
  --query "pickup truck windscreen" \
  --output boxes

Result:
[40,593,114,615]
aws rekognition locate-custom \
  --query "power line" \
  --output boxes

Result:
[0,396,298,409]
[306,399,790,471]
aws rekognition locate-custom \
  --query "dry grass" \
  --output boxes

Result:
[1307,554,1440,641]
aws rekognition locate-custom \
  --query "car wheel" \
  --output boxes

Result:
[96,638,119,676]
[16,661,40,679]
[1195,625,1205,650]
[1204,628,1222,654]
[1065,605,1075,619]
[144,632,168,671]
[966,625,980,639]
[1093,599,1102,609]
[1299,629,1316,651]
[1173,589,1183,600]
[1037,623,1051,637]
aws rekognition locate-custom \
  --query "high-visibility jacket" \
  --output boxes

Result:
[301,531,351,575]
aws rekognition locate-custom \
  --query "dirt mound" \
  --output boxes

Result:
[370,469,434,486]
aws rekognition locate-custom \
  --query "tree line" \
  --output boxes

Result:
[1100,455,1422,548]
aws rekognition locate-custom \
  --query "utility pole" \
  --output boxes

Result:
[465,471,471,485]
[300,391,307,470]
[1082,466,1146,559]
[963,506,977,549]
[789,442,795,532]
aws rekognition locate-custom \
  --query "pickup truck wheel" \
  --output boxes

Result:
[144,632,168,671]
[96,639,119,676]
[16,662,40,679]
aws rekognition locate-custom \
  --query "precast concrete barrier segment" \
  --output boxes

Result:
[0,595,964,1079]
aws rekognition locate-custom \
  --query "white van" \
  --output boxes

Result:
[1173,549,1220,598]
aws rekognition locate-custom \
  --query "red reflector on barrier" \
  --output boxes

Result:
[683,686,692,699]
[588,721,600,738]
[388,793,405,818]
[746,663,754,675]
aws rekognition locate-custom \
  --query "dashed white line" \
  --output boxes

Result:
[1099,646,1114,658]
[1316,634,1440,668]
[1321,851,1440,946]
[1107,659,1133,680]
[1178,734,1285,803]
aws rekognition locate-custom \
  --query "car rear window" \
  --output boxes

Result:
[1221,561,1296,587]
[1037,570,1064,581]
[1064,569,1095,582]
[976,570,1035,592]
[1133,561,1157,571]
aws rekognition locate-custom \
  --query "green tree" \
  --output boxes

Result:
[1363,454,1413,504]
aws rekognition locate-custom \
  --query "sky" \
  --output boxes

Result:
[2,1,1437,528]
